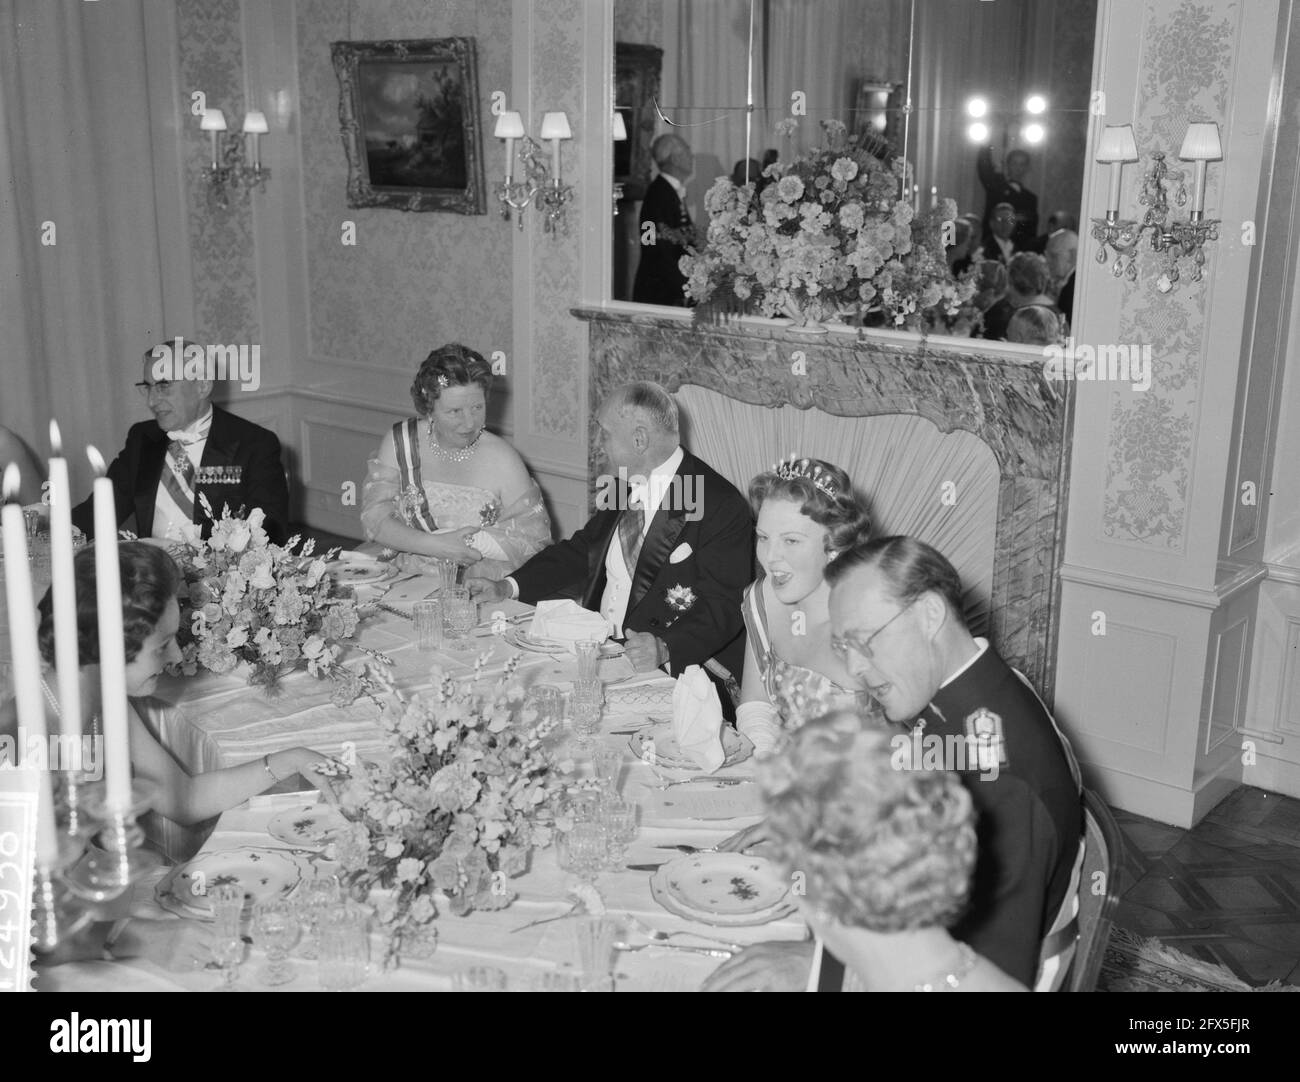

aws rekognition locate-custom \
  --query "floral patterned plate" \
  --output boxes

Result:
[331,562,396,587]
[630,724,752,771]
[266,803,348,849]
[502,628,568,654]
[649,854,795,926]
[156,847,311,919]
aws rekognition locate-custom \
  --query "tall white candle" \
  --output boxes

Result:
[46,421,81,746]
[1106,161,1123,217]
[2,466,58,866]
[1192,159,1208,216]
[504,137,515,184]
[86,447,131,813]
[550,138,561,183]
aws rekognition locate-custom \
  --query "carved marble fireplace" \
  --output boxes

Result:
[574,308,1074,704]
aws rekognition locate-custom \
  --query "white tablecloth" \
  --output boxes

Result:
[43,596,807,992]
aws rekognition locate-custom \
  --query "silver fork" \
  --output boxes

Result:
[623,914,744,952]
[645,776,748,791]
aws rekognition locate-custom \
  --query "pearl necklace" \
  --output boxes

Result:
[914,942,979,992]
[40,676,101,739]
[426,421,482,463]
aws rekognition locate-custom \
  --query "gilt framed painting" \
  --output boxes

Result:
[331,37,486,214]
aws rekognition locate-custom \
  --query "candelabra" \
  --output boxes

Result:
[1091,122,1222,292]
[493,111,574,234]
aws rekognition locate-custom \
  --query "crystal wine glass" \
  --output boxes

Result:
[294,874,341,960]
[209,883,245,991]
[569,680,604,750]
[252,898,300,986]
[600,799,639,866]
[565,821,609,885]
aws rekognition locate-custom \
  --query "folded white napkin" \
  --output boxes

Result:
[528,599,611,649]
[671,665,726,772]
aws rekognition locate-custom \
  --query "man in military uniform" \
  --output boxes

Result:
[703,535,1082,992]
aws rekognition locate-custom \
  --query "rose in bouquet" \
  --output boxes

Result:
[682,118,974,328]
[167,498,384,704]
[323,655,566,967]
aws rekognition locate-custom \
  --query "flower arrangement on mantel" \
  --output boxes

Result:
[324,656,566,968]
[681,119,974,330]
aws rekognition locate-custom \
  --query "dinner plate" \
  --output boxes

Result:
[649,854,796,927]
[156,846,310,919]
[331,562,396,587]
[630,724,752,771]
[266,803,349,849]
[503,628,568,654]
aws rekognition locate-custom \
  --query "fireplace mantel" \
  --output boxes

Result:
[574,306,1074,702]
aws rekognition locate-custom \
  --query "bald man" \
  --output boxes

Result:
[632,134,696,306]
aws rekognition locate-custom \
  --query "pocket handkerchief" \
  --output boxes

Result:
[668,542,693,564]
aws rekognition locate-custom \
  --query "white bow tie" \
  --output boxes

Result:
[167,431,202,446]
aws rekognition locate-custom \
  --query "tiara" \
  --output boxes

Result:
[770,454,838,499]
[436,374,450,388]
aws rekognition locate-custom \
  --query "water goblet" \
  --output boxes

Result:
[318,903,371,991]
[209,883,245,991]
[572,915,626,992]
[566,821,609,885]
[599,799,640,866]
[413,598,443,650]
[453,965,508,992]
[574,639,602,684]
[441,586,476,646]
[569,680,604,750]
[295,874,341,960]
[591,746,623,797]
[522,684,564,731]
[252,898,300,986]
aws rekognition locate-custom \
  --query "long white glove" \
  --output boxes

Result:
[736,700,782,755]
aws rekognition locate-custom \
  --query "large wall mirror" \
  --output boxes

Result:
[611,0,1099,332]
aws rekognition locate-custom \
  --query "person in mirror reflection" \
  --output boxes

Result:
[69,338,290,545]
[360,343,551,580]
[632,134,697,306]
[982,202,1020,267]
[1027,209,1078,254]
[764,714,1023,991]
[728,457,880,757]
[702,536,1083,992]
[1044,228,1079,325]
[0,543,336,846]
[978,146,1038,251]
[980,252,1059,342]
[1006,305,1065,347]
[0,424,45,503]
[466,382,753,698]
[946,218,974,277]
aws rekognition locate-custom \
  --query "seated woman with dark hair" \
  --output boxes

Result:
[732,457,879,754]
[759,714,1024,992]
[0,542,334,835]
[361,343,551,579]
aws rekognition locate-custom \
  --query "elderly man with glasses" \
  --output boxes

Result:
[704,535,1083,993]
[71,338,289,544]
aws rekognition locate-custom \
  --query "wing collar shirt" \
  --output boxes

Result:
[152,405,213,540]
[600,445,684,636]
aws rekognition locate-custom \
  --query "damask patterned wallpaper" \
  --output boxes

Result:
[1101,0,1236,551]
[296,0,513,384]
[176,0,259,344]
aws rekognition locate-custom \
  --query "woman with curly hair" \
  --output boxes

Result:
[759,713,1024,992]
[732,457,880,754]
[0,543,333,840]
[705,711,1024,991]
[360,343,551,579]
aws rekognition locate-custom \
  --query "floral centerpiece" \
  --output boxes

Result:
[681,119,974,329]
[166,498,385,704]
[323,655,566,967]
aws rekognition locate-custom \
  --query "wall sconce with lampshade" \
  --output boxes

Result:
[493,109,574,234]
[199,107,271,210]
[1092,120,1222,291]
[612,111,628,214]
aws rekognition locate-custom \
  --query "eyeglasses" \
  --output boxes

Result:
[831,598,917,663]
[134,380,175,398]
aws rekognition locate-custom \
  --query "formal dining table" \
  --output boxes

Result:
[40,575,808,992]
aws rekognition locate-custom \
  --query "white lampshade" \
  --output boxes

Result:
[612,112,628,141]
[1095,124,1138,162]
[540,111,572,140]
[1179,121,1222,161]
[493,111,525,139]
[200,108,227,132]
[242,110,269,134]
